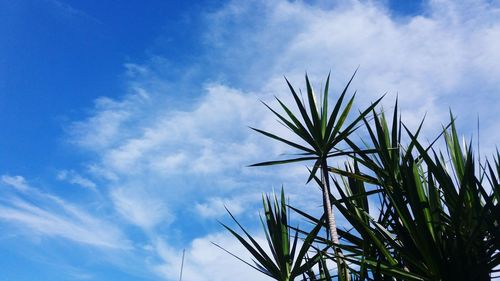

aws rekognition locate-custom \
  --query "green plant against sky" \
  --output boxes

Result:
[219,72,499,280]
[250,72,382,281]
[321,108,500,281]
[214,188,325,281]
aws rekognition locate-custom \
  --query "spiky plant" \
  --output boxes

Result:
[250,72,382,280]
[220,71,498,280]
[214,188,325,281]
[320,105,500,280]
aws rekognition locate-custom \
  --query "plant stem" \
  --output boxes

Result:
[321,159,338,244]
[321,158,349,281]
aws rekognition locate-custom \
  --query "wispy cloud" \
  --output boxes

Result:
[1,175,31,192]
[152,232,270,281]
[111,186,173,230]
[0,175,130,249]
[205,0,500,136]
[194,192,263,219]
[57,170,98,191]
[45,0,102,24]
[69,81,279,229]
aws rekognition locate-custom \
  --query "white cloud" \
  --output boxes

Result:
[194,193,259,219]
[205,0,500,137]
[1,175,31,191]
[152,232,271,281]
[68,82,165,156]
[70,81,282,233]
[57,170,97,191]
[0,175,130,250]
[111,186,173,229]
[93,84,266,176]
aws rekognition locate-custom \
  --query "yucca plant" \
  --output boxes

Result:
[301,250,333,281]
[214,188,325,281]
[321,105,500,280]
[250,72,382,280]
[220,71,498,280]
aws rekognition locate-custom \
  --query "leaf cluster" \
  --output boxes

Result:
[214,189,324,281]
[217,72,500,281]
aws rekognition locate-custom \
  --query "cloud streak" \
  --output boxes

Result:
[0,175,130,250]
[57,170,98,191]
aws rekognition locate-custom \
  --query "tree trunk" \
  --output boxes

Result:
[320,159,339,244]
[320,158,349,281]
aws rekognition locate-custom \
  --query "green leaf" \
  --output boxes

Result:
[250,156,317,167]
[321,72,331,138]
[250,127,316,154]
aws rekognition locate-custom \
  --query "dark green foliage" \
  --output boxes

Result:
[322,106,500,280]
[214,189,325,281]
[250,72,381,281]
[218,72,499,281]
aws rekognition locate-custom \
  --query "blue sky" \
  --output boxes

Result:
[1,0,500,280]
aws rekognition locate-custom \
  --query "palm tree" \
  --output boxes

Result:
[250,72,382,280]
[219,71,499,280]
